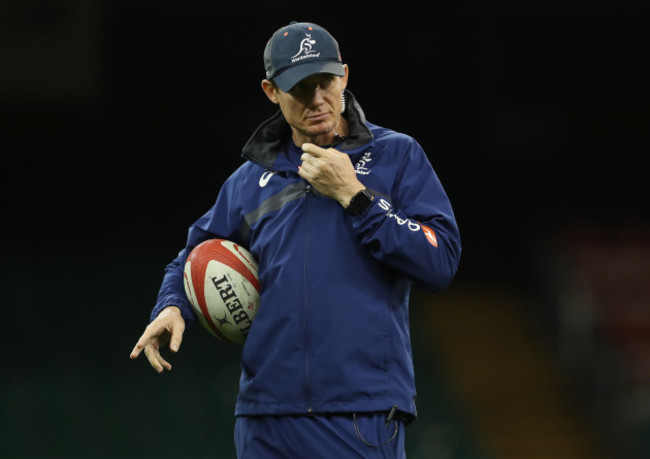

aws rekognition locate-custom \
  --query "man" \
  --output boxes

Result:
[131,21,461,458]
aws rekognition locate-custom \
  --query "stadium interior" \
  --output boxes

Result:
[3,1,649,457]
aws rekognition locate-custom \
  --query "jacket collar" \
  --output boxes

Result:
[241,90,373,170]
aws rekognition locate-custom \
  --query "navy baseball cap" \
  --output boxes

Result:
[263,21,345,92]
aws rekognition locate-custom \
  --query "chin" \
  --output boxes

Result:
[305,121,336,137]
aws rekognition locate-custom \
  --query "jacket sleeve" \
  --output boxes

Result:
[150,175,244,323]
[350,138,461,292]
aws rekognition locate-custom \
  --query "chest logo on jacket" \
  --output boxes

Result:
[259,171,277,187]
[354,152,372,175]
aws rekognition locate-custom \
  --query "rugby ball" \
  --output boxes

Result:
[183,239,260,345]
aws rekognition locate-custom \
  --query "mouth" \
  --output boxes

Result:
[306,112,329,122]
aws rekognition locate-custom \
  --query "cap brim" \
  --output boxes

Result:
[273,61,345,92]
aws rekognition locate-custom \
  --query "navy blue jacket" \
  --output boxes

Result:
[151,91,461,419]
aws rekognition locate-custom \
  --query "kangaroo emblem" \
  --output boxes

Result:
[355,152,373,176]
[292,34,316,59]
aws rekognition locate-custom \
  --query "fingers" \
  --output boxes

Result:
[298,142,362,205]
[129,329,152,360]
[298,150,319,180]
[144,342,172,373]
[133,333,173,373]
[301,142,325,157]
[299,143,336,175]
[129,341,144,360]
[130,307,185,373]
[130,319,162,358]
[300,151,321,170]
[298,155,316,174]
[299,153,314,167]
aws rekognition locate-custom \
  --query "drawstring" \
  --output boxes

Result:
[353,405,400,448]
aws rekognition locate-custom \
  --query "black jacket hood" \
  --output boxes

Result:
[241,90,373,169]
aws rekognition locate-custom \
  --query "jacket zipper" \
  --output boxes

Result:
[303,183,313,414]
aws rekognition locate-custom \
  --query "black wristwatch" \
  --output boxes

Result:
[345,189,375,216]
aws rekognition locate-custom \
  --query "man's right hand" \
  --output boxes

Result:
[130,306,186,373]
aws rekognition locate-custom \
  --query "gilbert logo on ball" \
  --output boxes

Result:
[183,239,260,345]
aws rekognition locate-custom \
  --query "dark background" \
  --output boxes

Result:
[2,0,649,458]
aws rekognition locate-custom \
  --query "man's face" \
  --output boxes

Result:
[265,66,348,144]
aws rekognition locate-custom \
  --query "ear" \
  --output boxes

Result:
[261,79,280,104]
[340,64,349,91]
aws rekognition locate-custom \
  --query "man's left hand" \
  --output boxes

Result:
[299,143,365,208]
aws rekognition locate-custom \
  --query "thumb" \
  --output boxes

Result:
[168,319,186,352]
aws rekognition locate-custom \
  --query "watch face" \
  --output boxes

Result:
[347,189,374,216]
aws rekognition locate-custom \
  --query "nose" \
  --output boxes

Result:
[309,85,325,105]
